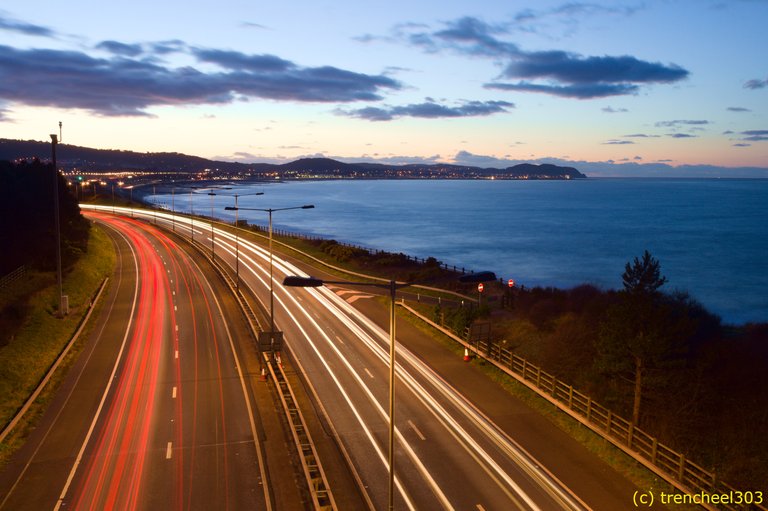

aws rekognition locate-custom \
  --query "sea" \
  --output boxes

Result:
[150,178,768,325]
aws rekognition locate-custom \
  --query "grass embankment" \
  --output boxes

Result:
[396,305,694,507]
[0,224,115,465]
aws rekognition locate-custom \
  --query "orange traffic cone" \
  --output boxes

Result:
[463,348,470,362]
[259,367,267,381]
[276,353,282,369]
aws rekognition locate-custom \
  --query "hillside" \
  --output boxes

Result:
[0,138,586,180]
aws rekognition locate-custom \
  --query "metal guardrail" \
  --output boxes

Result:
[400,302,766,511]
[192,234,337,511]
[264,353,336,511]
[0,277,109,443]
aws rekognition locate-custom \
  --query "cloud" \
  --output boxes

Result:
[624,133,660,138]
[727,106,751,112]
[655,119,710,128]
[741,129,768,141]
[603,139,634,145]
[96,40,144,57]
[241,22,269,30]
[744,77,768,89]
[602,106,628,113]
[0,14,56,37]
[668,133,697,138]
[339,99,514,121]
[733,143,751,147]
[191,48,294,72]
[512,3,643,35]
[502,51,687,85]
[396,16,688,99]
[430,17,518,57]
[0,43,401,116]
[486,81,638,98]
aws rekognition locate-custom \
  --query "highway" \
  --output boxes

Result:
[75,204,640,510]
[0,212,269,510]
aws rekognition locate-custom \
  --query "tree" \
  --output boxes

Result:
[622,250,668,296]
[0,159,89,274]
[595,251,692,425]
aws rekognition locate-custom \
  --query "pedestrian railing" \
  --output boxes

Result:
[400,302,765,511]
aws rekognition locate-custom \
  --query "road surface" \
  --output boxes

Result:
[0,212,270,510]
[79,204,642,510]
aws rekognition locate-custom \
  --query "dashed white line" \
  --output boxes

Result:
[408,420,426,441]
[335,335,345,345]
[172,386,177,398]
[175,350,179,359]
[364,368,374,379]
[166,442,173,459]
[476,505,486,511]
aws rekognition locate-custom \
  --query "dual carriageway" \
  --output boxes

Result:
[0,204,639,510]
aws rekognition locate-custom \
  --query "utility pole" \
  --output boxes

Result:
[51,125,67,317]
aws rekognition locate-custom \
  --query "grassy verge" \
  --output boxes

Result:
[0,224,115,465]
[395,303,698,508]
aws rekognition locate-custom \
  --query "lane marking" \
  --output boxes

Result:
[408,420,426,441]
[364,368,374,379]
[174,305,177,311]
[166,442,173,459]
[335,335,345,345]
[172,387,177,399]
[175,350,179,359]
[175,324,179,332]
[476,505,486,511]
[52,224,140,511]
[346,294,375,304]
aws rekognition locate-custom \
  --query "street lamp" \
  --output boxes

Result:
[283,270,495,510]
[225,192,264,288]
[224,204,314,336]
[50,133,65,317]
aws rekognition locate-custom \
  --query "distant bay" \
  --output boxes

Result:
[151,178,768,325]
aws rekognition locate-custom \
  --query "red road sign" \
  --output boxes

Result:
[508,279,515,288]
[478,283,484,293]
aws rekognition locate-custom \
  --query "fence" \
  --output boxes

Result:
[0,265,27,291]
[262,225,473,275]
[401,302,765,511]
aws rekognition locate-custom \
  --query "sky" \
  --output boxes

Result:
[1,0,767,176]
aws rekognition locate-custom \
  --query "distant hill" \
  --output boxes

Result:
[0,138,586,180]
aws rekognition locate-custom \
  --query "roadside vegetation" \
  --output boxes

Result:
[0,159,114,465]
[435,251,767,492]
[254,226,767,492]
[36,187,767,492]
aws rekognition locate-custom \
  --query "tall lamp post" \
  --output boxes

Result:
[50,133,65,317]
[283,270,495,510]
[224,204,314,336]
[226,192,264,289]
